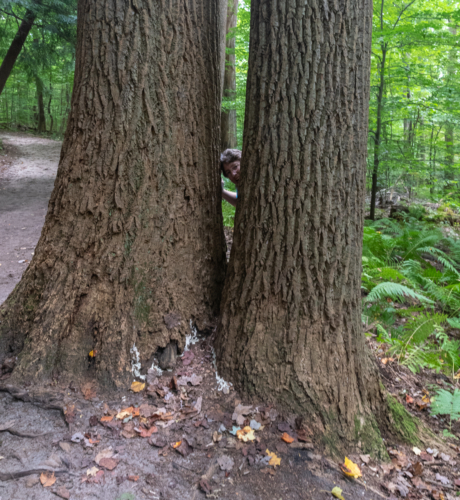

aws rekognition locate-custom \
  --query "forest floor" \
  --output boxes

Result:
[0,132,459,500]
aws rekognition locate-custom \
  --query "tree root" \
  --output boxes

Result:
[0,420,50,438]
[0,468,69,481]
[0,384,65,413]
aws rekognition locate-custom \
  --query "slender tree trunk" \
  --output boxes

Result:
[0,9,37,96]
[0,0,226,388]
[370,45,386,221]
[220,0,238,150]
[35,76,46,133]
[444,24,457,185]
[48,83,53,134]
[215,0,386,451]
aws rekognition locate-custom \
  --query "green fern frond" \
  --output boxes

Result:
[401,313,447,345]
[431,388,460,421]
[365,282,433,304]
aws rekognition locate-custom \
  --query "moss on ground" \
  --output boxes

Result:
[354,415,389,460]
[387,394,421,446]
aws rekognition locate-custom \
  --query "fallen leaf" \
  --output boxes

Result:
[173,441,182,449]
[149,436,168,448]
[86,466,99,477]
[131,381,145,392]
[412,447,421,456]
[277,422,291,433]
[266,449,281,468]
[139,404,157,418]
[331,486,345,500]
[88,469,105,484]
[99,457,118,470]
[395,475,411,497]
[71,432,85,443]
[435,473,450,485]
[236,426,255,442]
[55,486,70,499]
[199,478,212,494]
[64,404,76,424]
[176,439,193,457]
[281,432,294,444]
[232,404,252,426]
[340,457,362,479]
[137,425,158,438]
[89,350,96,358]
[411,461,423,477]
[420,452,434,462]
[100,415,114,422]
[40,471,56,487]
[406,394,414,404]
[95,448,113,465]
[81,382,97,400]
[412,476,431,491]
[128,475,139,482]
[217,455,234,471]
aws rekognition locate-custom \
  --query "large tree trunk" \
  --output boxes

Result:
[220,0,238,150]
[0,8,37,96]
[215,0,385,449]
[0,0,226,388]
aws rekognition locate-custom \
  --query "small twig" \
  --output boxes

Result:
[0,468,69,481]
[425,478,454,490]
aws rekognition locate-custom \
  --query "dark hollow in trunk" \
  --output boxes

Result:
[0,0,226,388]
[215,0,386,449]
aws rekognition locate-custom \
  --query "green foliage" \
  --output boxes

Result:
[431,388,460,427]
[364,219,460,376]
[0,0,77,136]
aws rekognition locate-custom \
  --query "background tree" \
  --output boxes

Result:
[0,0,77,132]
[220,0,238,150]
[215,0,386,447]
[0,0,227,387]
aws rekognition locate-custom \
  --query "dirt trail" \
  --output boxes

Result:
[0,131,62,305]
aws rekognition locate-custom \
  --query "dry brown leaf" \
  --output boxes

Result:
[99,457,118,470]
[40,471,56,487]
[137,425,158,438]
[100,415,113,423]
[81,382,97,400]
[128,475,139,482]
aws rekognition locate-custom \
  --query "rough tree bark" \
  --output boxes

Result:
[220,0,238,150]
[0,0,226,387]
[215,0,386,449]
[0,7,37,96]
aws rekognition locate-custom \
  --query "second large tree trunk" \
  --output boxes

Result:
[215,0,385,448]
[0,0,226,387]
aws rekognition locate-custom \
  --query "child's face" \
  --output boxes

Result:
[223,160,240,186]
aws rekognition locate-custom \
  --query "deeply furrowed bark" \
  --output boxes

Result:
[0,0,226,387]
[215,0,385,447]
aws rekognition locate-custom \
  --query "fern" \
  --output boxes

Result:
[401,313,447,345]
[431,388,460,423]
[447,317,460,329]
[365,282,433,304]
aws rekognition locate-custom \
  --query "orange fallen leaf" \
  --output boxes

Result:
[406,394,414,404]
[173,440,182,449]
[381,357,394,365]
[281,432,294,444]
[89,350,97,358]
[89,438,100,444]
[40,471,56,487]
[340,457,362,479]
[128,475,139,482]
[266,449,281,467]
[100,415,114,422]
